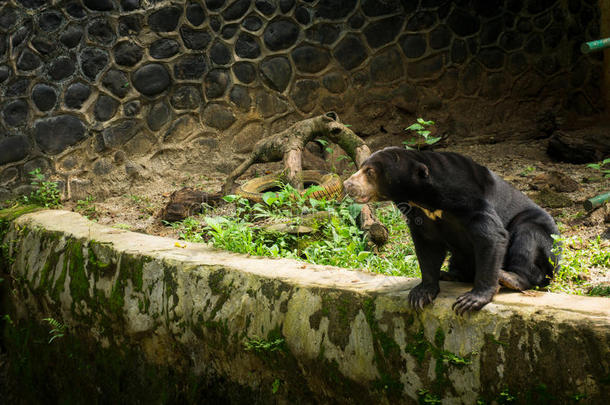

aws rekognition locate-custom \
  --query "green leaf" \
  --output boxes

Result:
[425,136,441,145]
[406,123,424,131]
[262,191,278,206]
[302,185,324,198]
[223,195,239,202]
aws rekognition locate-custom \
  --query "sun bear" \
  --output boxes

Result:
[344,147,560,314]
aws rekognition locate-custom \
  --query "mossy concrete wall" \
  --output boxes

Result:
[1,209,609,404]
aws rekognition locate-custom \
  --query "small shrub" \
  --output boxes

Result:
[403,118,440,150]
[23,169,61,208]
[587,158,610,178]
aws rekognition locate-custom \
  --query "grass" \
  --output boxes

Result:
[166,187,608,296]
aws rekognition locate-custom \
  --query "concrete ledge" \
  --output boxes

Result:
[1,210,609,404]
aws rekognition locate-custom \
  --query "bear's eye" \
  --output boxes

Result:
[365,167,374,177]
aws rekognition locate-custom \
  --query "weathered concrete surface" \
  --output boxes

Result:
[1,210,609,404]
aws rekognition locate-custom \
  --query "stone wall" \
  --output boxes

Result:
[1,209,609,403]
[0,0,603,200]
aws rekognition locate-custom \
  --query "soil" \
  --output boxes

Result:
[61,138,610,287]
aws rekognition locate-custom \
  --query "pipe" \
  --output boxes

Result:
[584,191,610,211]
[581,38,610,53]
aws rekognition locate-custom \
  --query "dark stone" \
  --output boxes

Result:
[568,0,580,14]
[280,0,294,13]
[399,34,427,59]
[2,99,28,127]
[186,2,205,26]
[447,9,480,37]
[80,48,109,80]
[210,16,221,32]
[11,24,31,48]
[60,24,84,48]
[34,115,87,154]
[39,11,63,32]
[506,53,526,75]
[461,62,482,95]
[32,83,57,112]
[264,18,300,51]
[206,0,225,10]
[333,35,367,70]
[291,46,330,73]
[544,25,564,49]
[306,24,340,45]
[517,18,533,33]
[364,16,404,49]
[430,25,452,49]
[180,27,212,50]
[147,102,171,131]
[451,39,468,64]
[255,0,276,15]
[171,85,201,110]
[243,14,263,31]
[64,82,91,109]
[94,94,119,121]
[66,2,86,18]
[371,48,403,82]
[229,85,251,111]
[221,24,239,39]
[295,6,311,25]
[235,32,261,59]
[480,17,503,45]
[16,49,41,71]
[87,18,115,45]
[527,0,558,15]
[536,55,559,76]
[316,0,357,20]
[123,100,140,116]
[525,35,542,54]
[121,0,140,11]
[0,136,30,165]
[499,31,523,51]
[547,128,610,163]
[133,64,171,96]
[506,0,523,13]
[0,66,10,84]
[16,0,46,8]
[406,11,436,31]
[118,15,142,36]
[322,72,346,93]
[48,57,76,81]
[205,69,230,99]
[83,0,115,11]
[478,47,505,70]
[149,7,182,32]
[481,73,506,100]
[202,103,235,129]
[291,79,320,113]
[0,7,18,31]
[150,39,180,59]
[260,56,292,92]
[362,0,401,17]
[102,119,141,148]
[233,62,256,84]
[102,69,130,99]
[113,41,144,67]
[211,42,232,65]
[472,0,503,18]
[5,77,29,97]
[348,13,365,29]
[407,53,443,80]
[31,37,55,55]
[174,55,207,80]
[223,0,250,20]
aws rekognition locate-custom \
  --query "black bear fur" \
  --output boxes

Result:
[344,147,561,314]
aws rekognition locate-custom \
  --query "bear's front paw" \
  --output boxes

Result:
[452,290,494,315]
[408,283,439,310]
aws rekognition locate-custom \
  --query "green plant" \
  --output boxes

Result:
[271,378,281,394]
[76,196,97,219]
[587,158,610,178]
[23,169,61,208]
[519,166,536,176]
[498,388,516,404]
[403,118,440,150]
[243,337,285,354]
[42,317,66,343]
[113,223,131,230]
[417,389,441,404]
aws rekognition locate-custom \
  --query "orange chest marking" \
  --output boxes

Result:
[408,201,443,221]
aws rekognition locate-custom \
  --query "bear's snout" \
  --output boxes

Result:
[344,170,375,203]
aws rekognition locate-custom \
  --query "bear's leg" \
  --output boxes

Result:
[453,211,508,314]
[440,252,475,282]
[408,229,447,310]
[503,221,556,289]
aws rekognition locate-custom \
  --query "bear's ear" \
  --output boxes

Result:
[417,163,429,178]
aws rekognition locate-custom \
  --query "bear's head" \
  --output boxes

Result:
[343,147,429,203]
